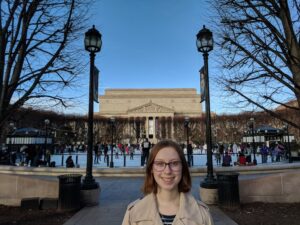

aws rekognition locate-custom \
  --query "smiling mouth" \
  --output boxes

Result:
[162,177,174,182]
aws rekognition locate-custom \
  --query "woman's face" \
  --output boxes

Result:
[152,146,182,193]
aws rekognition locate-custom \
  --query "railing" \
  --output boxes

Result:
[47,152,288,168]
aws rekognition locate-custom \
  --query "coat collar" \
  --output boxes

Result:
[130,193,162,224]
[177,192,205,222]
[130,192,202,224]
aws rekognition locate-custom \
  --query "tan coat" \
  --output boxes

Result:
[121,192,214,225]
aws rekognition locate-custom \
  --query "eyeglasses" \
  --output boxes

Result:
[153,161,182,172]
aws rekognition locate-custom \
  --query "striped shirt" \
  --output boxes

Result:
[160,214,176,225]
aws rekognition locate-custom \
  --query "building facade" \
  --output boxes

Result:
[98,88,202,143]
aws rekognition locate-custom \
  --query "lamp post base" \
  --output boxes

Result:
[82,178,99,190]
[288,151,293,163]
[109,161,114,168]
[187,154,191,167]
[253,158,257,165]
[81,183,100,206]
[200,178,218,205]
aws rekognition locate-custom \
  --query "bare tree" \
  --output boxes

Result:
[212,0,300,129]
[0,0,92,130]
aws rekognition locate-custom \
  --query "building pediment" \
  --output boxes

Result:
[128,101,174,113]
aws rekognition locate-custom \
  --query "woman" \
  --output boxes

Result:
[122,140,214,225]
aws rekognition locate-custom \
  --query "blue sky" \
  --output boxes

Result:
[64,0,227,115]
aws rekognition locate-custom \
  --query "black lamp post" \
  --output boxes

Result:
[233,131,237,143]
[249,118,257,165]
[82,25,102,189]
[74,133,77,150]
[197,25,217,188]
[284,123,292,163]
[135,119,140,143]
[8,122,15,153]
[44,119,50,159]
[7,122,16,165]
[110,117,115,168]
[184,116,191,167]
[213,126,217,147]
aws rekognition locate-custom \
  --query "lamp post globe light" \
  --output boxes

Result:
[184,116,191,167]
[110,117,115,168]
[249,118,257,165]
[9,122,15,129]
[82,25,101,191]
[197,25,218,203]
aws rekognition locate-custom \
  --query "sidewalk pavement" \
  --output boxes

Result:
[63,177,238,225]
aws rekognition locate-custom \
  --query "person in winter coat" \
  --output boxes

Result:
[121,140,214,225]
[66,155,75,168]
[222,151,232,167]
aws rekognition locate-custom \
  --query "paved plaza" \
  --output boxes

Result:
[63,176,238,225]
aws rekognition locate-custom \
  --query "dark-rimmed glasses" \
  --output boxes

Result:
[153,161,182,172]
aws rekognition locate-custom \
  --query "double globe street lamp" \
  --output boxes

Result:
[82,25,102,189]
[184,116,191,167]
[9,122,15,149]
[196,25,218,193]
[110,117,115,168]
[8,122,16,158]
[249,118,257,165]
[284,123,292,163]
[44,119,50,159]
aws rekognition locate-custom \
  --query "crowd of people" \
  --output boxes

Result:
[0,138,155,168]
[91,142,148,165]
[212,141,288,167]
[89,140,289,168]
[1,137,291,169]
[2,145,53,167]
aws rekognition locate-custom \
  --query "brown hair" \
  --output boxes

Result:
[142,139,191,194]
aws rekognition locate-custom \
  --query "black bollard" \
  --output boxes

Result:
[123,153,126,167]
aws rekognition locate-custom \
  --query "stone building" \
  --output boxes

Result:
[98,88,202,143]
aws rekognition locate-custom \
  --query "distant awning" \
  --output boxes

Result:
[6,127,52,145]
[6,137,53,145]
[11,127,45,137]
[255,125,283,135]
